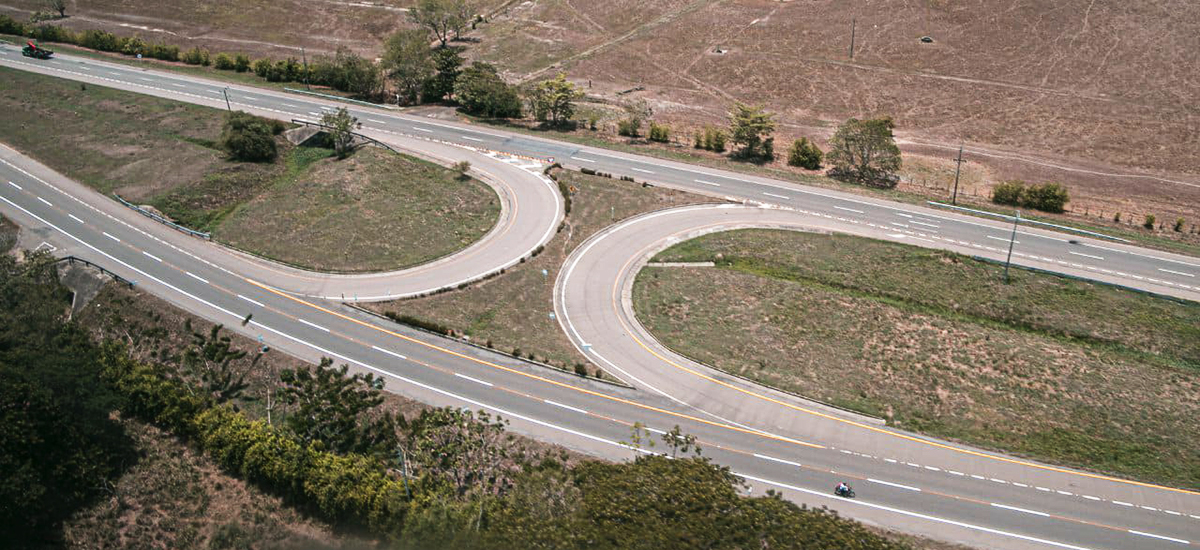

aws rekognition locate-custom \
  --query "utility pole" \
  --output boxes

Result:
[395,446,412,497]
[950,142,964,205]
[222,87,232,111]
[1003,210,1020,284]
[849,18,857,59]
[301,47,310,90]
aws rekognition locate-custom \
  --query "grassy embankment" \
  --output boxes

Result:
[367,169,723,375]
[634,229,1200,488]
[0,66,498,272]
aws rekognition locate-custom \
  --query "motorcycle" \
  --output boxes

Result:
[834,485,856,498]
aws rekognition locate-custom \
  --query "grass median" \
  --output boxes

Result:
[0,66,498,272]
[634,229,1200,488]
[366,169,724,375]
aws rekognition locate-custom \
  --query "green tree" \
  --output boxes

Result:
[423,46,464,102]
[181,321,258,403]
[321,107,359,159]
[279,359,397,456]
[826,117,903,187]
[527,73,582,127]
[787,137,823,169]
[409,0,468,47]
[213,52,235,70]
[407,407,512,499]
[234,53,251,72]
[219,111,277,162]
[330,46,382,98]
[660,425,700,458]
[0,252,132,542]
[382,28,436,105]
[454,62,522,118]
[728,102,776,160]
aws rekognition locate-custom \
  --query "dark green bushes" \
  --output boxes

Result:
[990,180,1069,213]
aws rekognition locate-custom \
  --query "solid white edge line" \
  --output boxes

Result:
[868,478,922,492]
[454,372,494,387]
[142,251,162,262]
[990,503,1050,517]
[237,294,265,307]
[298,318,330,332]
[543,399,588,415]
[1128,530,1190,545]
[753,453,802,468]
[740,474,1097,550]
[370,345,408,360]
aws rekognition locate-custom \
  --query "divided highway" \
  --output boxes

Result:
[1,46,1198,549]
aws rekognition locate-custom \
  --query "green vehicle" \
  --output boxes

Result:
[22,40,54,59]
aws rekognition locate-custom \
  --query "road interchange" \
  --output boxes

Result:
[1,46,1198,549]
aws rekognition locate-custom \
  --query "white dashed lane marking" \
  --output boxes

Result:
[753,453,802,468]
[631,167,655,174]
[835,206,865,214]
[454,372,494,387]
[763,192,790,199]
[695,179,722,187]
[237,294,265,307]
[142,251,162,262]
[298,319,330,332]
[371,345,407,361]
[8,180,21,190]
[102,232,120,242]
[1159,268,1194,277]
[1129,530,1190,545]
[543,399,587,415]
[185,271,209,284]
[1068,250,1104,260]
[868,478,921,492]
[68,213,84,223]
[991,503,1050,517]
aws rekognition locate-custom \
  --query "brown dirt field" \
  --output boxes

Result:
[473,0,1200,233]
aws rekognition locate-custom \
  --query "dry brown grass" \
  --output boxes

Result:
[472,0,1200,233]
[365,168,724,372]
[635,229,1200,487]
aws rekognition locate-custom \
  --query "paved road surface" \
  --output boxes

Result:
[0,47,1197,549]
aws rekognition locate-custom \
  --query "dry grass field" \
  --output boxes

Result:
[3,0,1196,229]
[634,229,1200,487]
[475,0,1200,228]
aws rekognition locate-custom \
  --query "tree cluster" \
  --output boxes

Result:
[787,137,823,170]
[990,180,1069,213]
[728,102,776,161]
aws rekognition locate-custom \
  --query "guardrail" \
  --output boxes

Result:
[290,119,401,155]
[56,255,135,287]
[113,194,211,240]
[283,87,396,110]
[927,201,1129,243]
[970,256,1191,304]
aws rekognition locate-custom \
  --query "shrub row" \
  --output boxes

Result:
[97,343,409,534]
[991,180,1069,213]
[694,126,727,152]
[384,312,454,336]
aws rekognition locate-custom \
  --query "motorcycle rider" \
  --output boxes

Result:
[835,482,851,496]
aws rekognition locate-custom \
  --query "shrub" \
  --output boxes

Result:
[1174,217,1185,232]
[0,14,25,35]
[26,24,74,44]
[694,130,704,149]
[182,47,211,66]
[1144,214,1156,230]
[991,180,1026,207]
[617,119,639,137]
[453,62,522,118]
[214,53,235,70]
[253,58,272,78]
[234,54,251,73]
[703,127,727,152]
[649,122,670,143]
[787,137,823,170]
[78,29,123,52]
[1113,212,1121,223]
[574,363,589,377]
[149,43,180,62]
[1024,182,1069,213]
[219,111,277,162]
[121,36,148,56]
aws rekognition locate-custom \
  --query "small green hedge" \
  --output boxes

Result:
[991,180,1069,213]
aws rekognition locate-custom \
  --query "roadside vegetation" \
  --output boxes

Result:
[0,67,499,272]
[634,229,1200,488]
[2,243,917,549]
[368,169,723,376]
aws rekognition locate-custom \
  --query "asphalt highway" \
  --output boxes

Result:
[1,46,1198,549]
